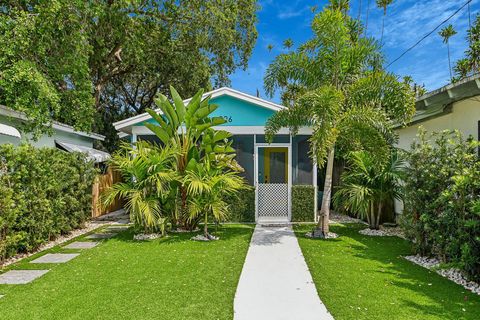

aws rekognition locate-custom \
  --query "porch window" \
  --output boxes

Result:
[292,135,313,185]
[231,135,254,185]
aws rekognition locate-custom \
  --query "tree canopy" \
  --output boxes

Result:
[0,0,258,147]
[263,4,415,236]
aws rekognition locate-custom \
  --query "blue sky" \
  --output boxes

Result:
[230,0,480,103]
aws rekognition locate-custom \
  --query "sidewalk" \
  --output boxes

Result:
[234,225,334,320]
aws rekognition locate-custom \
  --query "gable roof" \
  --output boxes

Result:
[0,105,105,141]
[114,87,286,133]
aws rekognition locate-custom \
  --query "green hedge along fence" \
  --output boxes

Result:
[223,187,255,222]
[0,144,96,262]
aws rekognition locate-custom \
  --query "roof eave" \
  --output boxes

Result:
[113,87,286,132]
[0,105,105,141]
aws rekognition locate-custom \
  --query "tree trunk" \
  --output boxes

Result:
[315,147,335,234]
[376,202,383,230]
[204,211,208,237]
[447,43,453,80]
[367,201,375,229]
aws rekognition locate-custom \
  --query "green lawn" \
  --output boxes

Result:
[0,224,253,320]
[295,224,480,320]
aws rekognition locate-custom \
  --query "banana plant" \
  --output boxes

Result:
[144,86,236,230]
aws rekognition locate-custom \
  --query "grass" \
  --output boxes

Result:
[0,224,253,320]
[295,223,480,320]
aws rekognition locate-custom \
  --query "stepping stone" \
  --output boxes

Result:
[30,253,79,264]
[116,219,130,224]
[0,270,49,284]
[105,226,129,232]
[86,233,115,239]
[63,241,99,249]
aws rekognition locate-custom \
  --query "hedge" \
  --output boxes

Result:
[223,187,255,222]
[402,129,480,281]
[292,185,315,222]
[0,144,96,262]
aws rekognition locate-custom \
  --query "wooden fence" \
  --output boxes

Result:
[92,167,123,218]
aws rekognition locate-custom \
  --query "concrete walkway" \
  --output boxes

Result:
[234,225,334,320]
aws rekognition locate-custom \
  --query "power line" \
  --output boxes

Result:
[387,0,473,68]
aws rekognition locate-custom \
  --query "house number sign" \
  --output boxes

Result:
[220,116,233,123]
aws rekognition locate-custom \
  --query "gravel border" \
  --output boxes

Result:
[358,227,406,239]
[133,233,163,241]
[329,212,367,225]
[0,221,111,268]
[405,254,480,295]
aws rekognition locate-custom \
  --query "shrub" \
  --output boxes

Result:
[292,185,315,222]
[333,150,404,229]
[402,129,480,281]
[0,144,96,261]
[223,187,255,222]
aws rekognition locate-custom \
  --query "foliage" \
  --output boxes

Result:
[144,86,242,230]
[106,86,247,235]
[0,225,254,319]
[0,1,258,148]
[103,141,178,234]
[292,185,316,222]
[439,24,457,81]
[183,159,247,237]
[454,14,480,81]
[263,3,416,233]
[334,150,404,229]
[402,128,480,281]
[223,188,256,222]
[0,144,96,261]
[295,224,480,320]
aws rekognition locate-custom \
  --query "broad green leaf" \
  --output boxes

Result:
[145,123,170,144]
[170,86,186,123]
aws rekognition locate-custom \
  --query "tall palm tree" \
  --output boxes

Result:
[327,0,351,14]
[264,4,415,237]
[283,38,294,50]
[376,0,393,46]
[439,24,457,81]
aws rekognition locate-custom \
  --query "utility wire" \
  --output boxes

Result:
[387,0,473,68]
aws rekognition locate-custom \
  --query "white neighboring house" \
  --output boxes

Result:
[0,105,109,162]
[394,74,480,214]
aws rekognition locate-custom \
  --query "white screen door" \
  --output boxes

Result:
[255,146,290,222]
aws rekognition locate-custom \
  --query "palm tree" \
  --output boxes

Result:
[333,150,404,229]
[327,0,350,14]
[183,158,246,239]
[267,44,274,52]
[439,24,457,81]
[283,38,294,50]
[102,141,179,234]
[263,4,415,237]
[376,0,393,46]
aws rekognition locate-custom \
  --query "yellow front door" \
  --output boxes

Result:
[264,147,288,183]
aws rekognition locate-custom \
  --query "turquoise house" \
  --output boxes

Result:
[114,88,318,223]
